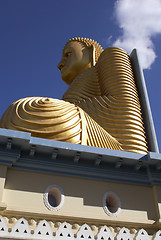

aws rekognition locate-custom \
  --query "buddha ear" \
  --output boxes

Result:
[88,45,96,66]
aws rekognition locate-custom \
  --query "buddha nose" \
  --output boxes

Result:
[57,60,64,71]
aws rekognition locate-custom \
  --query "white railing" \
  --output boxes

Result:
[0,215,160,240]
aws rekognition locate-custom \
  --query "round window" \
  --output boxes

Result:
[103,191,121,216]
[43,185,64,211]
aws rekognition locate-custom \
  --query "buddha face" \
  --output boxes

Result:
[57,41,91,85]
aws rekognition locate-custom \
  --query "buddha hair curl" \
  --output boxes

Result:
[64,37,103,64]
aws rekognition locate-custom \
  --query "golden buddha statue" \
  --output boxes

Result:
[0,37,148,153]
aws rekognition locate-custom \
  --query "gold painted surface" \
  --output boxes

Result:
[0,97,83,144]
[0,38,148,153]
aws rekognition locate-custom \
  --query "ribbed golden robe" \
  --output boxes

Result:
[0,47,148,153]
[63,47,148,153]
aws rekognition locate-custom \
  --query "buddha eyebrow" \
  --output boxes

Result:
[63,47,72,55]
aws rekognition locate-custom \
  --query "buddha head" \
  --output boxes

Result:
[57,37,103,85]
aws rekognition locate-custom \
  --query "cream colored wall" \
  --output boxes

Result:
[154,185,161,221]
[2,168,158,225]
[0,165,7,210]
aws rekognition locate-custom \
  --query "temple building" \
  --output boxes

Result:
[0,38,161,239]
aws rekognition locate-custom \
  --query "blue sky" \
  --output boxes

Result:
[0,0,161,152]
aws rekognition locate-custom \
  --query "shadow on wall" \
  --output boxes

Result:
[4,168,156,221]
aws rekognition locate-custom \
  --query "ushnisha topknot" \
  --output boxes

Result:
[64,37,103,63]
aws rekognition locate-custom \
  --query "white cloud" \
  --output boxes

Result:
[112,0,161,69]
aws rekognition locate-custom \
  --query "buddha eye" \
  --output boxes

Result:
[66,52,72,57]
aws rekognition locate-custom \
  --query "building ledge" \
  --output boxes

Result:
[0,128,161,185]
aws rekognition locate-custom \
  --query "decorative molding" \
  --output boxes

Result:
[43,185,64,211]
[0,128,161,186]
[153,230,161,239]
[0,215,8,237]
[77,224,94,240]
[51,148,58,159]
[102,191,121,217]
[6,138,12,150]
[116,227,132,240]
[96,226,114,240]
[0,215,158,239]
[55,222,74,240]
[74,152,81,163]
[29,145,36,157]
[10,217,32,238]
[33,220,53,239]
[135,228,150,240]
